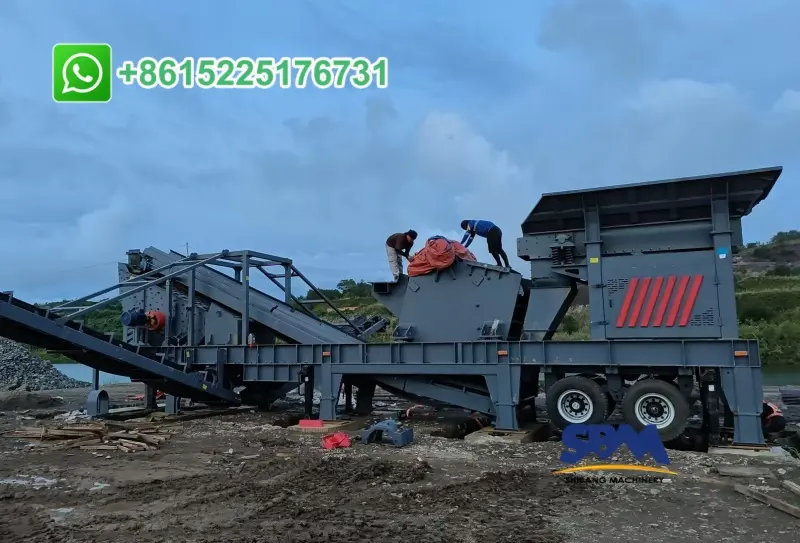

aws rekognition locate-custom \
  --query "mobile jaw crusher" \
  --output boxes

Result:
[0,166,781,445]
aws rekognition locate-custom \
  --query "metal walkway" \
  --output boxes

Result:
[0,292,239,404]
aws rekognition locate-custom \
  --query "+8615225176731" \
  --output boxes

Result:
[115,55,389,90]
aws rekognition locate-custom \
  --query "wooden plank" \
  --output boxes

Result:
[713,466,775,479]
[733,484,800,519]
[117,438,148,451]
[781,480,800,498]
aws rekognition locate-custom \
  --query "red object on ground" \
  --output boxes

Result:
[128,390,166,401]
[299,419,324,428]
[321,432,351,450]
[407,237,476,277]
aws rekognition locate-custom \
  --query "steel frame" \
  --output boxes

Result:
[141,337,764,444]
[51,250,370,342]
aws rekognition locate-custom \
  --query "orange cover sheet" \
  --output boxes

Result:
[407,236,476,277]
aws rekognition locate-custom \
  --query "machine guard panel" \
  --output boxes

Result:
[602,252,720,339]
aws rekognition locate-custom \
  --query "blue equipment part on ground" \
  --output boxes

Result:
[359,419,414,448]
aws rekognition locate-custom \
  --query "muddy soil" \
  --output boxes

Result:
[1,405,799,542]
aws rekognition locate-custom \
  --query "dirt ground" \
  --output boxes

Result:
[1,386,799,543]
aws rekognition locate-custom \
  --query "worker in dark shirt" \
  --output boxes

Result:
[460,219,510,268]
[385,230,418,281]
[761,401,786,436]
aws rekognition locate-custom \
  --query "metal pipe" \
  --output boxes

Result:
[241,253,250,345]
[164,279,173,345]
[291,265,360,331]
[56,253,224,323]
[284,262,292,304]
[187,269,196,348]
[255,266,316,318]
[51,257,194,311]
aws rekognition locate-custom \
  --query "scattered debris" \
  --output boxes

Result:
[127,390,166,401]
[2,421,176,453]
[431,414,491,439]
[0,475,57,488]
[733,484,800,519]
[0,391,65,411]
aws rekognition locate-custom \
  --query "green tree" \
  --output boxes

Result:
[770,230,800,244]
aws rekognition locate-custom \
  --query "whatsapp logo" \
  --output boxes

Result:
[52,43,113,103]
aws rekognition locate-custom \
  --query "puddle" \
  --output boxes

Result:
[49,507,75,524]
[0,475,57,488]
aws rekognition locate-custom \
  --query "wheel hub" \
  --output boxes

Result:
[634,393,675,428]
[557,390,594,424]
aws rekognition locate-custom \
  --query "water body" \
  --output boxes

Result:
[56,364,131,386]
[54,363,800,387]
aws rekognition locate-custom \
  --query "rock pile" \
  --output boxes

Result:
[0,338,90,391]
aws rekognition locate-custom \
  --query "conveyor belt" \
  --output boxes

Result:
[0,292,239,404]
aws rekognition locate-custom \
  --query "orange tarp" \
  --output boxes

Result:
[408,236,476,277]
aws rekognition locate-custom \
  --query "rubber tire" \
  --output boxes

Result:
[605,393,617,418]
[546,376,609,430]
[621,379,690,442]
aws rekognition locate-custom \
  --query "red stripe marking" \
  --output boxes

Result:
[678,275,704,327]
[628,277,651,327]
[615,277,639,328]
[652,276,676,327]
[640,276,664,327]
[666,275,690,327]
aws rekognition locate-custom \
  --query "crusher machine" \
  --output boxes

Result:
[0,166,782,446]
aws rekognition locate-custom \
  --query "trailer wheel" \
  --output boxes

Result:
[546,376,609,429]
[621,379,689,441]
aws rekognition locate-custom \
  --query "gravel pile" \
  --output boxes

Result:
[0,338,90,391]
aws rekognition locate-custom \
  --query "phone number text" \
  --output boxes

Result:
[114,56,388,90]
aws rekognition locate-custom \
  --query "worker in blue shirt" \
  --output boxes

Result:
[460,219,510,268]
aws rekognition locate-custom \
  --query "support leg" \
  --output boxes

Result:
[165,395,181,415]
[316,365,342,421]
[302,366,315,420]
[344,382,353,412]
[92,368,100,391]
[484,366,521,430]
[144,385,157,410]
[355,381,376,415]
[699,371,721,446]
[719,366,765,445]
[85,389,109,417]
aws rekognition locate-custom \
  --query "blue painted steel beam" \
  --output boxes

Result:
[154,338,759,369]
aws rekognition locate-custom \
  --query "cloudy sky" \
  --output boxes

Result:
[1,0,798,303]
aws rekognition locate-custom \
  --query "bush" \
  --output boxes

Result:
[768,265,793,277]
[752,246,773,260]
[555,306,590,340]
[736,289,800,322]
[736,275,800,291]
[740,311,800,366]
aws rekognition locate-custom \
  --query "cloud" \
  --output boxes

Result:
[538,0,681,79]
[1,0,799,303]
[774,90,800,113]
